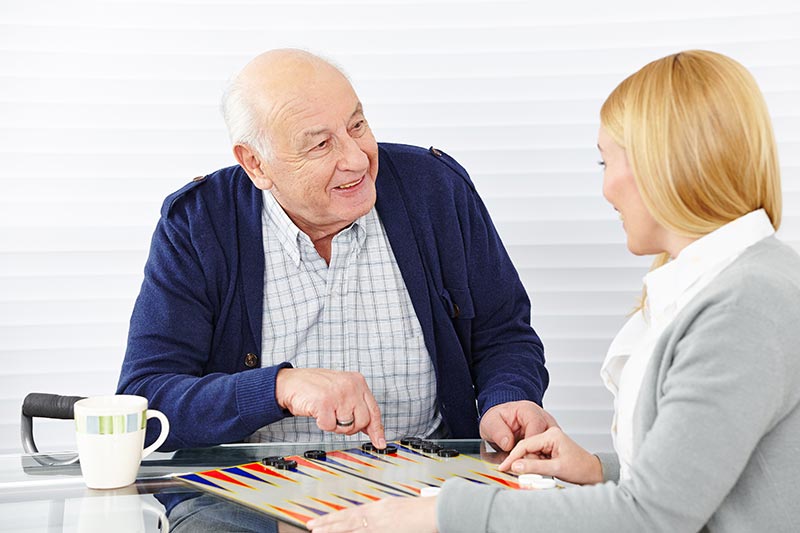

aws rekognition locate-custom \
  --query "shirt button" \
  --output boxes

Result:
[244,353,259,368]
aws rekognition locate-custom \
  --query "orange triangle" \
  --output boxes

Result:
[309,497,347,511]
[352,490,381,502]
[242,462,297,483]
[268,504,314,525]
[291,456,340,475]
[201,469,253,489]
[474,471,520,489]
[327,450,378,468]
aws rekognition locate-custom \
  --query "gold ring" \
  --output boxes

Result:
[336,418,355,427]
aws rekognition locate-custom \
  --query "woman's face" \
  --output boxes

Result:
[597,127,670,256]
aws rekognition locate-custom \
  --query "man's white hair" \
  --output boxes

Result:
[220,76,274,161]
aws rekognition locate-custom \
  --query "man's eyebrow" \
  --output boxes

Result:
[303,127,328,140]
[301,102,365,140]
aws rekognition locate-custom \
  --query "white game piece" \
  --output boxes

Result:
[420,486,442,497]
[517,473,542,487]
[519,474,556,490]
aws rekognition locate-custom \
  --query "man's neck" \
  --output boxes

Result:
[311,234,334,264]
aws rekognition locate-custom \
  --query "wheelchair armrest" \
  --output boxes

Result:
[21,392,85,454]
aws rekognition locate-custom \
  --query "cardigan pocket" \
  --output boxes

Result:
[440,287,475,320]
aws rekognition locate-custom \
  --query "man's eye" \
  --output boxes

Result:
[597,160,606,168]
[315,140,328,149]
[351,120,367,136]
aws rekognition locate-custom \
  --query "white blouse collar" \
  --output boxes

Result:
[644,209,774,322]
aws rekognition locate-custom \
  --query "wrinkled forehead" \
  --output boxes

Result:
[265,73,361,147]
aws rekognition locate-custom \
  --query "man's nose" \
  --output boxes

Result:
[336,135,369,172]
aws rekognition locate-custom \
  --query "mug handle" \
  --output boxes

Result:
[141,409,170,459]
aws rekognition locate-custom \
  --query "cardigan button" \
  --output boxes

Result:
[429,146,443,157]
[191,175,206,182]
[244,353,259,368]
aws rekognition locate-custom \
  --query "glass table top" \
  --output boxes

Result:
[0,440,495,532]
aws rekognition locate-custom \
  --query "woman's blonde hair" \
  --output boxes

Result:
[599,50,782,308]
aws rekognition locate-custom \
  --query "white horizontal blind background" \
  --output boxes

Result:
[1,0,798,455]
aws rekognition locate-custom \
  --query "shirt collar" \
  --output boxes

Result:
[644,208,774,320]
[262,190,368,268]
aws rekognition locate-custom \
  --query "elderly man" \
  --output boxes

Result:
[117,49,550,458]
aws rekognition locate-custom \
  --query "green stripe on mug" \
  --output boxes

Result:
[76,410,147,435]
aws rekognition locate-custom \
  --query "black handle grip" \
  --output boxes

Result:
[22,393,85,420]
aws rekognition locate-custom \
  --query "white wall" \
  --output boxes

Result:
[1,0,798,455]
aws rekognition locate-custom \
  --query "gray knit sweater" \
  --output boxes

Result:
[438,236,800,532]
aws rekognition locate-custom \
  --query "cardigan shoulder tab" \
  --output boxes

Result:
[426,145,475,191]
[160,165,244,218]
[378,142,476,193]
[161,178,207,217]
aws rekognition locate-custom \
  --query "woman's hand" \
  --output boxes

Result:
[497,427,604,485]
[307,495,437,533]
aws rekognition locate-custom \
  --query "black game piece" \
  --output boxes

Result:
[304,450,327,460]
[374,444,398,454]
[361,442,376,452]
[400,437,422,446]
[437,448,460,458]
[421,443,442,453]
[261,456,284,466]
[273,459,298,470]
[409,439,424,449]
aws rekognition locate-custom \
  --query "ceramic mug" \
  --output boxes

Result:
[74,395,169,489]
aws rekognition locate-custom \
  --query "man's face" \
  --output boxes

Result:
[256,70,379,239]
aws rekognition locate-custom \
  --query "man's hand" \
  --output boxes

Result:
[275,368,386,449]
[497,426,603,485]
[479,400,557,452]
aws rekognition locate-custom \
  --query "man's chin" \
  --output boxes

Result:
[338,188,376,221]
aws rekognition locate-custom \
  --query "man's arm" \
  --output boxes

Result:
[117,199,289,450]
[455,166,550,444]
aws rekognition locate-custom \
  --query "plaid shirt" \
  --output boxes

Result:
[249,190,441,443]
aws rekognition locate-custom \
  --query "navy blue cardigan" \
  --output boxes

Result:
[118,143,548,450]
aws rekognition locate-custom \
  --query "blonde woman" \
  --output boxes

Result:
[309,50,800,532]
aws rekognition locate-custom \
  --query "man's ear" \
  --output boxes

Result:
[233,143,273,190]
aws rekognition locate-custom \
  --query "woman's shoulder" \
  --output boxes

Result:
[717,237,800,301]
[680,236,800,336]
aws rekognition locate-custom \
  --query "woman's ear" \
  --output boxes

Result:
[233,144,273,190]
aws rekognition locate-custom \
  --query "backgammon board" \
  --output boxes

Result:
[176,439,536,529]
